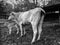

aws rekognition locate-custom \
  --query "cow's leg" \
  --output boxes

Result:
[23,27,26,35]
[31,18,39,43]
[31,23,37,43]
[37,15,44,40]
[15,24,19,34]
[19,22,23,36]
[8,26,12,34]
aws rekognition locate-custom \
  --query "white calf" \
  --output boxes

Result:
[8,7,45,43]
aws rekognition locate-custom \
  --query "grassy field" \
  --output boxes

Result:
[0,20,60,45]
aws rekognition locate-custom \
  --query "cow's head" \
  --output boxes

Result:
[8,12,20,24]
[8,12,16,20]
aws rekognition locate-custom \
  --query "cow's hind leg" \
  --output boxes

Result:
[31,23,37,44]
[37,15,44,40]
[31,17,39,43]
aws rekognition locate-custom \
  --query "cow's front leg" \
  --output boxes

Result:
[15,24,19,34]
[31,23,37,44]
[19,22,23,36]
[8,26,12,34]
[23,27,26,35]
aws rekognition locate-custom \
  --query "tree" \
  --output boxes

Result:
[37,0,51,7]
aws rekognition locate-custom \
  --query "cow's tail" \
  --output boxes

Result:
[39,7,45,14]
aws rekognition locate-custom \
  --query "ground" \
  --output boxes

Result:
[0,19,60,45]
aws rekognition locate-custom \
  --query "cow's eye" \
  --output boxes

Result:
[10,12,15,16]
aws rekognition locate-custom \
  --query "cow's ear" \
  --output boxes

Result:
[10,12,15,16]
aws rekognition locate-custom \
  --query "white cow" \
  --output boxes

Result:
[8,7,45,43]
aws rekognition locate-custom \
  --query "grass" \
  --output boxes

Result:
[0,20,60,45]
